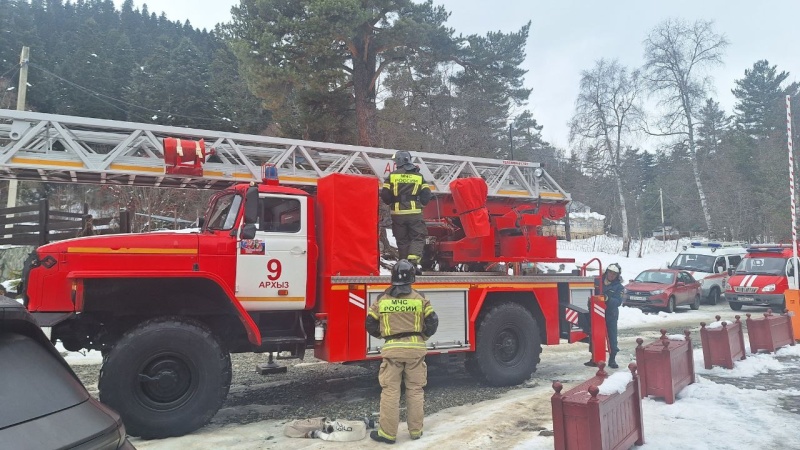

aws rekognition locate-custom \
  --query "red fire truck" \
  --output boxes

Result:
[3,110,607,439]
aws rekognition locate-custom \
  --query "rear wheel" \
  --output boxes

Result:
[470,302,541,386]
[729,302,743,311]
[99,317,231,439]
[691,294,701,310]
[708,288,721,305]
[665,296,676,313]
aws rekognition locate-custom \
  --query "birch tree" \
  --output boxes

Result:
[643,18,728,235]
[570,59,644,252]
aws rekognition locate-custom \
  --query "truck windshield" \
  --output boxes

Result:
[205,193,242,231]
[670,254,715,272]
[735,257,788,276]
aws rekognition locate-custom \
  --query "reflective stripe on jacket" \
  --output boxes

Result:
[366,289,435,354]
[380,167,432,215]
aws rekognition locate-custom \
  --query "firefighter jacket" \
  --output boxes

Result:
[603,274,624,309]
[365,288,438,357]
[381,166,433,215]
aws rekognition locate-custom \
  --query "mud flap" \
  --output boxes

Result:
[563,303,590,343]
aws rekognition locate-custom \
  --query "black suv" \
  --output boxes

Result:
[0,296,134,449]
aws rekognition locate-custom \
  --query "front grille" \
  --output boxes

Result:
[734,286,758,293]
[627,291,651,296]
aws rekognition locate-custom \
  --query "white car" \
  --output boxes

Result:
[668,242,746,304]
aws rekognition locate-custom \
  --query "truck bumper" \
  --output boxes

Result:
[727,293,784,306]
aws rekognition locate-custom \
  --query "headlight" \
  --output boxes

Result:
[762,284,776,292]
[651,290,664,295]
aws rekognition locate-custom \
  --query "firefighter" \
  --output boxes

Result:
[585,263,623,368]
[381,151,432,272]
[365,259,438,444]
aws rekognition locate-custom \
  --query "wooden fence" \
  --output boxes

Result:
[0,199,131,246]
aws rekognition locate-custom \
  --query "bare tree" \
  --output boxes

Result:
[643,18,729,235]
[570,59,644,252]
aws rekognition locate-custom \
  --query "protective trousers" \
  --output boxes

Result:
[391,213,427,263]
[377,355,427,441]
[606,306,619,360]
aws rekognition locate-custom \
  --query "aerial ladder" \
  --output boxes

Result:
[0,108,573,269]
[0,109,569,200]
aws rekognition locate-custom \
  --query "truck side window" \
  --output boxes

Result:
[728,256,741,267]
[207,194,242,231]
[714,257,726,272]
[259,197,301,233]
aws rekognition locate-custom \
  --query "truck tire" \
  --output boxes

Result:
[98,317,232,439]
[729,302,742,311]
[464,354,485,382]
[708,288,720,305]
[471,303,541,386]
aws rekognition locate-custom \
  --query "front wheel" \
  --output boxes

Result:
[691,294,701,310]
[729,302,743,311]
[471,302,541,386]
[708,288,720,305]
[665,296,676,313]
[99,317,232,438]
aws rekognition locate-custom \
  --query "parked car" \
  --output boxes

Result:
[623,269,702,313]
[0,296,134,449]
[668,241,746,304]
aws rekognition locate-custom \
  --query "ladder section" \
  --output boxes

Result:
[0,109,569,201]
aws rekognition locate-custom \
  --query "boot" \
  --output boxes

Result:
[608,353,618,369]
[370,430,396,445]
[584,359,598,367]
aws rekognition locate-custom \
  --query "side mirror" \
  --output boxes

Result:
[240,223,257,240]
[244,185,259,225]
[727,267,735,276]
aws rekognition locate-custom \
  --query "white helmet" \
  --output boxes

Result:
[607,263,621,275]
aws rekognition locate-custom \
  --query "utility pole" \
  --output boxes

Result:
[659,188,666,242]
[7,46,29,209]
[508,122,514,160]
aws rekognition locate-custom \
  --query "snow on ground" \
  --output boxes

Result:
[55,341,104,365]
[131,340,800,450]
[119,236,800,449]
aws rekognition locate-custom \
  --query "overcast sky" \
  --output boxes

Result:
[116,0,800,149]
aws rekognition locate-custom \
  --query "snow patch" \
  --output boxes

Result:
[704,319,737,330]
[55,342,103,366]
[666,334,685,341]
[695,351,786,378]
[597,371,632,396]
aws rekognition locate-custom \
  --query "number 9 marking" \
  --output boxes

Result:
[267,259,282,281]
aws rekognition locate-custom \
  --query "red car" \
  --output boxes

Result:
[623,269,702,312]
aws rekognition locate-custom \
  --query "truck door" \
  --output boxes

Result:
[788,257,799,290]
[236,194,307,311]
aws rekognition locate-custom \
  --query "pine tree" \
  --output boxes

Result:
[732,60,796,138]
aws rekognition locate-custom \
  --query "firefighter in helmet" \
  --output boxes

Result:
[381,151,432,272]
[585,262,623,368]
[365,259,438,444]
